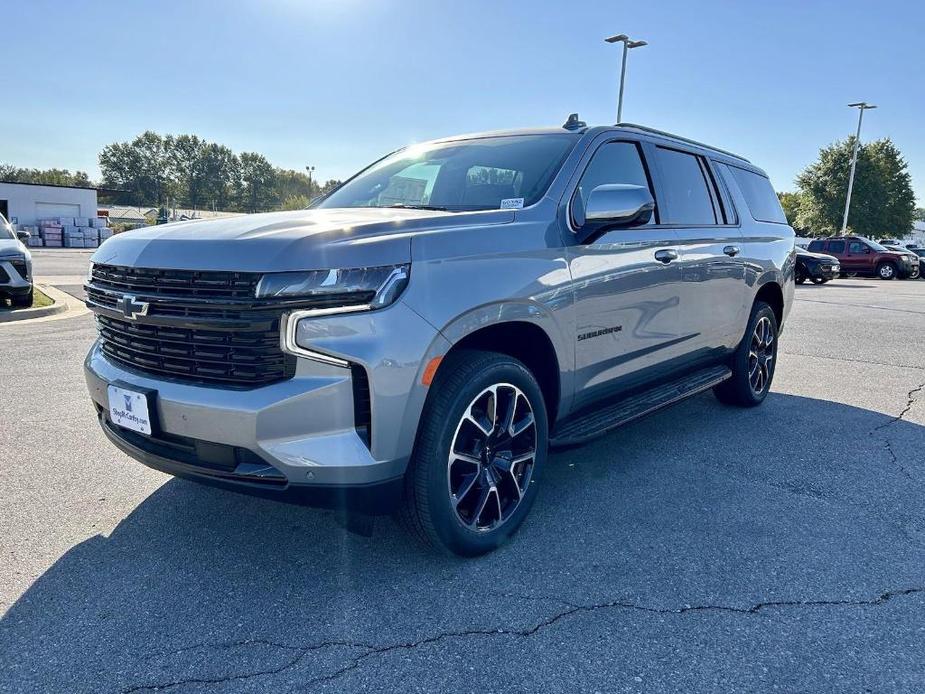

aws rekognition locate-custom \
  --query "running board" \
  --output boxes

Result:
[550,365,732,448]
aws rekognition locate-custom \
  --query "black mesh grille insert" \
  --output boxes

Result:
[96,313,295,387]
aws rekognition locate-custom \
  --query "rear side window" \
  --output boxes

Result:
[654,147,718,225]
[828,240,846,254]
[729,166,787,224]
[807,240,824,252]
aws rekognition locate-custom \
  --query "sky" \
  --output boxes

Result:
[4,0,924,202]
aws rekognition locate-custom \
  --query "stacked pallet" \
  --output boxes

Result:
[30,216,112,247]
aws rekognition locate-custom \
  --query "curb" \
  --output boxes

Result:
[0,284,88,325]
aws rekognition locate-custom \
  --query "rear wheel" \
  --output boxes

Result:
[714,301,778,407]
[877,262,897,280]
[400,350,547,556]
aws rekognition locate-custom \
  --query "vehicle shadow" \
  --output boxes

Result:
[2,393,924,692]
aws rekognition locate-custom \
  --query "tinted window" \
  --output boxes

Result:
[848,241,867,253]
[655,147,717,225]
[574,142,652,223]
[317,134,578,211]
[729,166,787,224]
[828,240,846,254]
[807,240,824,252]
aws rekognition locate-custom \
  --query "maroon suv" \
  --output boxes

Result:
[807,236,916,280]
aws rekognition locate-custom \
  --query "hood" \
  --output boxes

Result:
[91,207,514,272]
[0,238,28,258]
[796,248,838,262]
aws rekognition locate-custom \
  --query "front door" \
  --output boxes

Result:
[565,139,682,408]
[844,239,872,273]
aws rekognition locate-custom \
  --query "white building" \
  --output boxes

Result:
[0,181,98,226]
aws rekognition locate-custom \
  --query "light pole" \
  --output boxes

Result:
[605,33,647,123]
[305,165,316,194]
[841,102,877,232]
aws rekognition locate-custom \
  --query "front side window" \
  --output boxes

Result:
[316,134,579,212]
[848,241,868,254]
[655,147,717,225]
[572,141,653,225]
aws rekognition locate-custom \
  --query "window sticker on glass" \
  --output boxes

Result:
[500,198,524,209]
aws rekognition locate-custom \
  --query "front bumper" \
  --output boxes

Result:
[85,300,449,512]
[0,257,32,295]
[811,263,839,280]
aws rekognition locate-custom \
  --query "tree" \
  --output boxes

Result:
[165,134,206,208]
[320,179,342,195]
[0,164,93,187]
[99,131,171,206]
[238,152,276,213]
[777,192,803,230]
[281,194,311,210]
[795,136,915,237]
[198,143,238,211]
[274,168,317,205]
[914,208,925,222]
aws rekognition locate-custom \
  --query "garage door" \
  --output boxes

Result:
[36,202,81,220]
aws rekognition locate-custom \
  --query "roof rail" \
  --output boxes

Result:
[616,122,750,163]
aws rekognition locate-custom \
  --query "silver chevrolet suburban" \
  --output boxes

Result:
[84,118,794,555]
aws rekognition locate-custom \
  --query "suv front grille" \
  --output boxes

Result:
[88,264,297,388]
[97,314,295,387]
[91,264,260,298]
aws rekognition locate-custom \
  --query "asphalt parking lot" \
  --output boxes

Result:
[2,250,924,693]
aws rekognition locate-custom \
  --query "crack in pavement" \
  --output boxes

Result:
[778,351,925,372]
[121,587,925,693]
[870,380,925,483]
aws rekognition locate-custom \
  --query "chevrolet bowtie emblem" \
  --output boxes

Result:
[119,294,149,320]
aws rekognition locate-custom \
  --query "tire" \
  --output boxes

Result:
[713,301,778,408]
[877,262,897,280]
[910,268,920,280]
[10,288,33,308]
[400,349,548,556]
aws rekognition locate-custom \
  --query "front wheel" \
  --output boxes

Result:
[877,262,897,280]
[10,288,33,308]
[714,301,778,407]
[400,350,548,556]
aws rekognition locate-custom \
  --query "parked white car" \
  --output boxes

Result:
[0,213,33,308]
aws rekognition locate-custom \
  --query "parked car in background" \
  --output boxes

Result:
[0,213,34,308]
[907,247,925,278]
[882,244,920,279]
[83,119,794,556]
[807,236,915,280]
[795,247,840,284]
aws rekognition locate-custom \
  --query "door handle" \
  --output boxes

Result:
[723,245,740,257]
[654,249,679,264]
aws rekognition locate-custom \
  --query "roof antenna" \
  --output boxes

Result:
[562,113,586,131]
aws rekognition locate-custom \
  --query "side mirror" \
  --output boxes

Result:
[16,230,30,242]
[574,184,655,242]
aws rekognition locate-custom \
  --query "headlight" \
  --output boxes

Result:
[86,261,95,284]
[255,264,410,309]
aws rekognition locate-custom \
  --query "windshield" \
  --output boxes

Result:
[859,237,889,252]
[315,134,579,212]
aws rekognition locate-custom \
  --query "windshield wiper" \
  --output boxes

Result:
[386,204,451,212]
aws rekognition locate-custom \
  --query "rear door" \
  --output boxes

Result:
[825,239,849,270]
[565,138,682,407]
[647,146,746,354]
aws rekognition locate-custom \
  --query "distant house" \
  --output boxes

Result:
[99,205,156,228]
